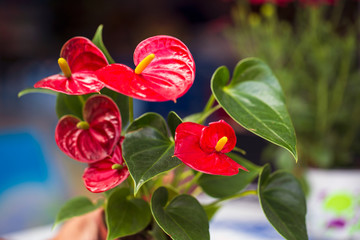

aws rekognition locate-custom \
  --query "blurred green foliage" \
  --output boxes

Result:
[227,1,360,168]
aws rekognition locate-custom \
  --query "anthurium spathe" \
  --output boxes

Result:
[55,95,121,163]
[174,120,248,176]
[34,37,108,95]
[96,35,195,102]
[83,139,130,193]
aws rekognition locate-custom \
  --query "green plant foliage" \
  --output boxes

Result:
[211,58,297,161]
[54,196,104,227]
[149,221,170,240]
[167,111,183,138]
[198,153,261,198]
[106,188,151,240]
[258,164,308,240]
[151,187,210,240]
[18,88,57,98]
[92,25,130,128]
[228,4,360,168]
[123,113,181,195]
[92,24,115,64]
[202,204,221,221]
[101,87,129,129]
[55,93,93,119]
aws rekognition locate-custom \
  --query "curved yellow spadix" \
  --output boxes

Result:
[58,58,72,78]
[215,136,228,152]
[135,53,155,74]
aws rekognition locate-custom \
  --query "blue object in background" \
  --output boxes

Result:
[0,131,48,194]
[0,129,66,234]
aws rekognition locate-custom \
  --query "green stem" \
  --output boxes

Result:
[316,76,328,135]
[141,184,150,201]
[197,105,221,124]
[331,0,345,28]
[203,94,215,113]
[210,189,257,206]
[78,95,85,105]
[129,97,134,123]
[330,37,353,120]
[232,146,247,155]
[182,172,203,193]
[172,164,186,187]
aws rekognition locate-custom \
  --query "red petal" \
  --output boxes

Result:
[174,122,246,176]
[96,64,166,101]
[96,36,195,102]
[34,73,104,95]
[200,120,236,153]
[55,95,122,163]
[60,37,108,72]
[83,145,129,193]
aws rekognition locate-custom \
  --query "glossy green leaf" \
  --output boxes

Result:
[101,87,129,129]
[151,187,210,240]
[150,221,170,240]
[92,24,115,64]
[211,58,297,161]
[198,153,261,198]
[18,87,57,98]
[167,111,183,138]
[54,196,103,227]
[258,164,308,240]
[55,93,94,119]
[123,113,181,195]
[106,188,151,240]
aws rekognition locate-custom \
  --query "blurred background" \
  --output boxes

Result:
[0,0,359,236]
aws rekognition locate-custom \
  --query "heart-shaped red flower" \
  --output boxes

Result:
[34,37,108,95]
[83,139,129,193]
[96,35,195,102]
[174,120,248,176]
[55,95,121,163]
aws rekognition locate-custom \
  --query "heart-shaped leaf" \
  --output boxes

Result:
[151,187,210,240]
[106,188,151,240]
[54,196,104,227]
[167,111,183,138]
[149,221,170,240]
[198,153,261,198]
[123,113,181,195]
[211,58,297,161]
[258,164,308,240]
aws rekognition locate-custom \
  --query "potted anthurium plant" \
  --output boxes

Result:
[19,25,308,240]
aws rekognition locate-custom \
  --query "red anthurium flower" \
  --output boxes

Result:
[96,35,195,102]
[174,120,248,176]
[83,139,129,193]
[34,37,108,95]
[55,95,121,163]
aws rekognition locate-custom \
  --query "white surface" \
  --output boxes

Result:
[306,169,360,240]
[210,197,283,240]
[2,225,56,240]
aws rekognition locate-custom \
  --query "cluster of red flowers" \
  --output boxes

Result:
[35,36,247,193]
[250,0,338,6]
